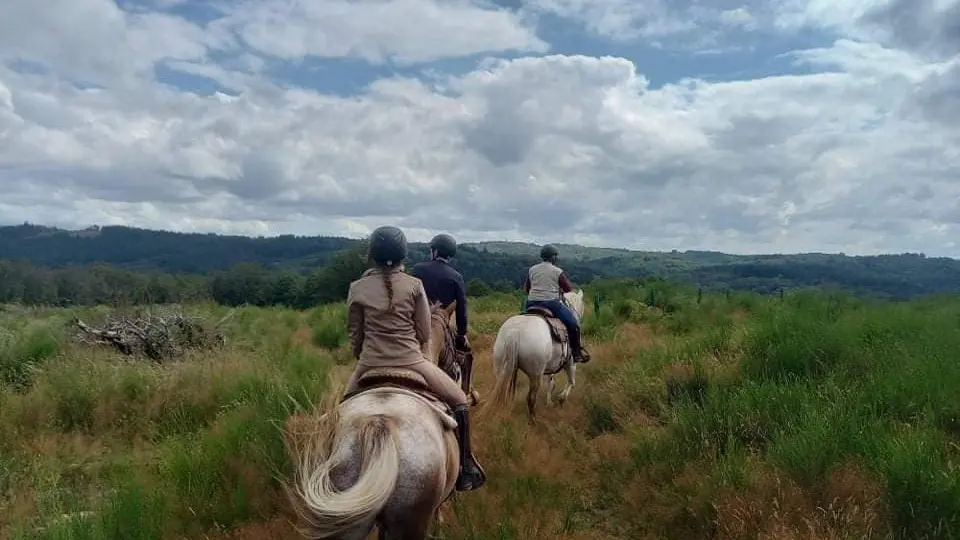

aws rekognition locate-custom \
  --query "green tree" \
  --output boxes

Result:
[299,242,370,307]
[467,278,492,297]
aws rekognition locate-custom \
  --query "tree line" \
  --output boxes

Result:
[0,245,516,308]
[4,223,960,304]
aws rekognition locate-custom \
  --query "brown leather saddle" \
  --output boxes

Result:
[344,366,453,417]
[524,305,570,345]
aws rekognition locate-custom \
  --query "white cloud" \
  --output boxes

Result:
[523,0,695,40]
[0,0,958,256]
[217,0,548,65]
[0,0,224,87]
[789,39,948,81]
[719,7,757,29]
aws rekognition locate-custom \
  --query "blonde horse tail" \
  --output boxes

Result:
[290,414,400,538]
[486,329,521,412]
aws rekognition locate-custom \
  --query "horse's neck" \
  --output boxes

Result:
[563,295,582,317]
[427,319,449,364]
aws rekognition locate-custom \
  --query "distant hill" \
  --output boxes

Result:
[2,223,959,300]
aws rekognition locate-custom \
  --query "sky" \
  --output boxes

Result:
[0,0,958,256]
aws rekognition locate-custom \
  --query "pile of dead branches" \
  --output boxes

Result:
[73,308,228,362]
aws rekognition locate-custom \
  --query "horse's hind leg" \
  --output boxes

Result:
[545,374,557,407]
[332,522,374,540]
[391,513,434,540]
[526,372,542,424]
[428,506,444,539]
[559,363,577,404]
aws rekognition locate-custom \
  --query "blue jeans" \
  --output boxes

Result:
[525,299,579,331]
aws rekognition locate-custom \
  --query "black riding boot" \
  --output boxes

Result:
[569,325,591,363]
[453,404,486,491]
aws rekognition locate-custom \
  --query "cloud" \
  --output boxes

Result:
[216,0,548,65]
[858,0,960,58]
[523,0,695,40]
[0,0,958,257]
[0,0,223,87]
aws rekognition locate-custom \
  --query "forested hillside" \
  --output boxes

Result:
[1,223,959,306]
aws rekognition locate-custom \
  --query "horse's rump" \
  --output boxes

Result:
[286,389,459,539]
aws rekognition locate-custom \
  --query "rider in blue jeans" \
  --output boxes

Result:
[523,244,590,363]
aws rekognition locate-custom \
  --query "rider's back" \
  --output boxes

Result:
[411,259,464,305]
[527,261,563,301]
[347,268,429,368]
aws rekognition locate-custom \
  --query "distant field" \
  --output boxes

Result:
[1,280,958,539]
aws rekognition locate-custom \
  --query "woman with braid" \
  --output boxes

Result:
[342,225,486,492]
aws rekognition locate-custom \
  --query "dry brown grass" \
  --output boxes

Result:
[712,458,892,540]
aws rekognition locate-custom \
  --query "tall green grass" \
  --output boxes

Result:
[659,292,960,538]
[0,305,333,539]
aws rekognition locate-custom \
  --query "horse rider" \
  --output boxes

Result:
[343,225,486,491]
[523,244,591,363]
[410,233,470,353]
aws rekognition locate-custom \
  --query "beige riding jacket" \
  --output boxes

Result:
[347,267,431,367]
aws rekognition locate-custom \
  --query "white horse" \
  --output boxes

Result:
[486,289,587,423]
[283,302,462,540]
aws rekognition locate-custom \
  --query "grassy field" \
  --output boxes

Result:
[1,280,959,539]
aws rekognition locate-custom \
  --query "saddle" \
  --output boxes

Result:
[345,367,457,430]
[523,305,574,375]
[523,306,570,345]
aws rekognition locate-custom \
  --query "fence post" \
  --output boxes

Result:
[594,292,601,315]
[697,287,702,304]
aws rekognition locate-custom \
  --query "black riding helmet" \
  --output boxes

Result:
[429,233,457,259]
[540,244,559,261]
[368,225,407,267]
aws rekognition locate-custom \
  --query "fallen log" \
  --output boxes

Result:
[73,309,225,362]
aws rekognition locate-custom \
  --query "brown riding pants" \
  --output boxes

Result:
[345,359,468,408]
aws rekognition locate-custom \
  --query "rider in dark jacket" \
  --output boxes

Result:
[410,233,470,351]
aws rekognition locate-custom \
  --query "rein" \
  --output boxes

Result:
[430,308,460,379]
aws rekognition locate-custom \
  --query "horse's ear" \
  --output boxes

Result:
[444,299,457,317]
